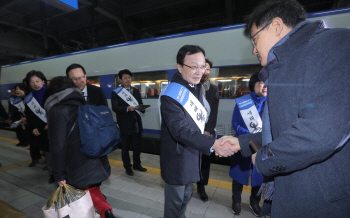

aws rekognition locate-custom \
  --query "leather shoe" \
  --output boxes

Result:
[197,189,208,202]
[133,165,147,172]
[250,203,261,217]
[104,209,116,218]
[125,168,134,176]
[231,202,241,214]
[48,175,55,184]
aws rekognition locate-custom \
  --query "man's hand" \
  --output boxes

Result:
[32,128,41,136]
[44,125,48,130]
[220,136,241,151]
[252,153,257,166]
[127,106,136,111]
[20,117,27,124]
[212,138,238,157]
[204,131,210,136]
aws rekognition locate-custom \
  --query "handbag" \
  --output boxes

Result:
[42,184,100,218]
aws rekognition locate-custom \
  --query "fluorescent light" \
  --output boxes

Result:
[145,83,156,85]
[132,83,140,85]
[161,82,168,84]
[242,79,250,81]
[217,80,232,82]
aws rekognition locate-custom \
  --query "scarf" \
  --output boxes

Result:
[32,84,47,106]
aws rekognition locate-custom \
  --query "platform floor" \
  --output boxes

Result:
[0,130,265,218]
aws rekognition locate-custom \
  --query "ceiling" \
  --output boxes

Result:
[0,0,349,66]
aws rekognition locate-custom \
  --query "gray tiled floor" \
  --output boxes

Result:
[0,129,266,218]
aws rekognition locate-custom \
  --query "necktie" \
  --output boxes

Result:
[82,91,87,101]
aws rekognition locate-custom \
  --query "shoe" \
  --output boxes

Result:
[104,209,116,218]
[42,166,48,171]
[48,175,55,184]
[28,162,36,167]
[197,188,208,202]
[133,165,147,172]
[249,203,261,217]
[125,168,134,176]
[231,202,241,214]
[16,143,21,146]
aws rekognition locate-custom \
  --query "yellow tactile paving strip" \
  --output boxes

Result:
[0,136,251,217]
[0,201,27,218]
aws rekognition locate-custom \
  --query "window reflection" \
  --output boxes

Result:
[208,65,261,98]
[114,71,168,98]
[86,76,100,87]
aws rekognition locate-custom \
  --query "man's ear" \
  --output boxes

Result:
[177,64,183,74]
[271,17,284,36]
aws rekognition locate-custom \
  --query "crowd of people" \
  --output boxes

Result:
[1,0,349,218]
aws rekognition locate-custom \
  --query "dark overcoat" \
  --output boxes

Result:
[239,21,350,217]
[160,72,215,185]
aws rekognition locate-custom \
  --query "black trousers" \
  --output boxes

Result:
[232,179,261,205]
[121,133,141,169]
[15,125,29,144]
[197,153,212,190]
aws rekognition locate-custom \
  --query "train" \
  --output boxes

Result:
[1,7,350,155]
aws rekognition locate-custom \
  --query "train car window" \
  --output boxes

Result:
[86,76,100,87]
[208,65,262,98]
[114,71,168,98]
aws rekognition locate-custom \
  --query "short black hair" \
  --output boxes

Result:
[25,70,47,85]
[244,0,307,37]
[205,59,213,68]
[249,72,261,92]
[15,83,30,95]
[118,69,132,79]
[66,63,87,77]
[46,76,77,97]
[176,45,205,66]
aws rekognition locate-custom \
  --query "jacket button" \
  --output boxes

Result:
[269,168,275,172]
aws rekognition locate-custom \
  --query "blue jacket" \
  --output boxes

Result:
[238,21,350,217]
[229,92,266,186]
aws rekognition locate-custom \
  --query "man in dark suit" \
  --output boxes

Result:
[66,63,107,106]
[111,69,147,176]
[197,59,219,202]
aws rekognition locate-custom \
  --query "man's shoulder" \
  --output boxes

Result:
[87,84,102,92]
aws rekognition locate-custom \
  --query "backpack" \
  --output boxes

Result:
[69,104,121,158]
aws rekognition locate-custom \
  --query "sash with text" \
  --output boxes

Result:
[113,87,141,115]
[161,82,207,134]
[235,94,262,134]
[24,93,47,123]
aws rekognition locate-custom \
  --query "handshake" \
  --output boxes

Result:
[212,136,241,157]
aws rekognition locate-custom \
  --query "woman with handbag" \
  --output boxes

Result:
[45,76,115,218]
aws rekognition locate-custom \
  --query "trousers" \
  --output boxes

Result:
[84,185,112,218]
[232,179,261,205]
[121,133,141,169]
[164,183,193,218]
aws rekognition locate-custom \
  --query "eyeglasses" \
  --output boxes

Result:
[71,75,85,82]
[183,64,208,71]
[250,22,271,47]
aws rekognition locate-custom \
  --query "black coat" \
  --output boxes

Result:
[204,83,219,134]
[111,87,144,136]
[86,84,108,106]
[160,72,215,185]
[46,88,111,189]
[238,21,350,217]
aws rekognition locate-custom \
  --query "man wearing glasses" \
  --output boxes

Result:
[66,63,107,106]
[221,0,350,217]
[160,45,237,218]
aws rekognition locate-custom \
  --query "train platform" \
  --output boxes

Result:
[0,129,264,218]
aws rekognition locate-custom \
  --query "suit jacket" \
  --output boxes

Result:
[86,84,108,106]
[238,21,350,217]
[204,83,219,134]
[111,87,144,136]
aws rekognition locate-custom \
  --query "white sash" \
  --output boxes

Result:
[24,93,47,123]
[9,97,15,105]
[13,97,25,115]
[202,97,210,123]
[160,82,207,134]
[235,94,262,134]
[113,87,141,115]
